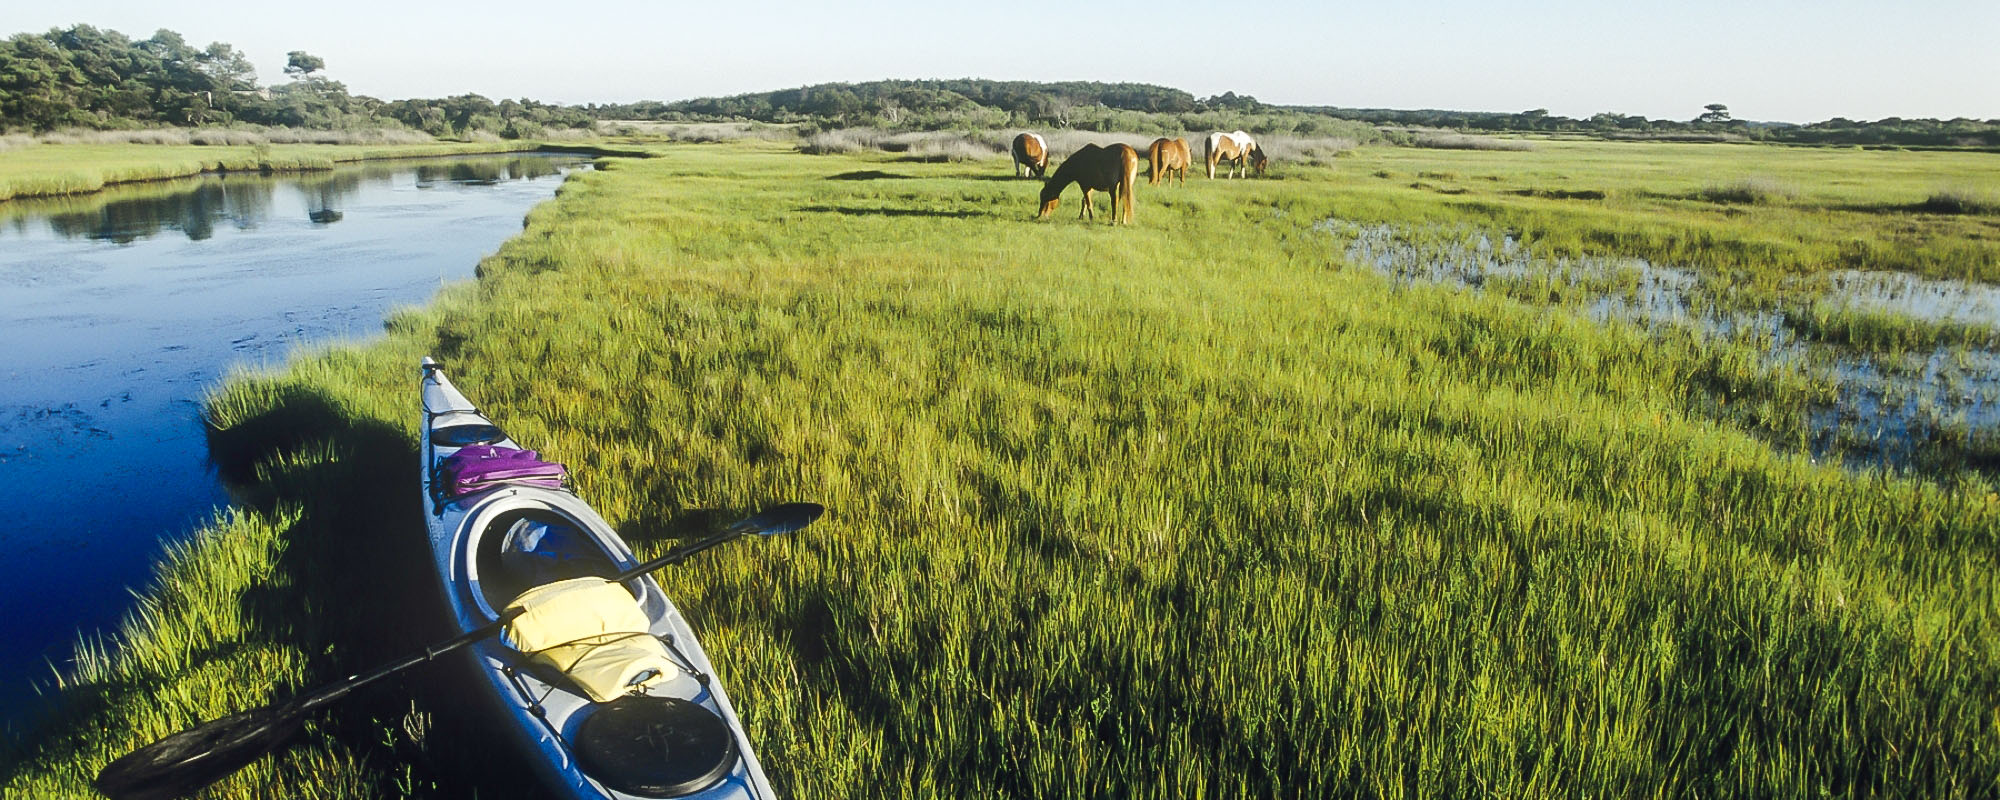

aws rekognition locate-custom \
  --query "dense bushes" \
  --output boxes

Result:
[0,24,595,140]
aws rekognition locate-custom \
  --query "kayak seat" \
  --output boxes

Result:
[475,511,616,614]
[504,577,678,702]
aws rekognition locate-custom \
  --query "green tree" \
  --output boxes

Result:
[284,50,325,80]
[197,42,256,91]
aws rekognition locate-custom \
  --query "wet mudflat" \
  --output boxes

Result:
[1323,219,2000,472]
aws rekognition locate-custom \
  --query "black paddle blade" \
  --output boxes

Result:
[94,701,306,800]
[727,502,824,537]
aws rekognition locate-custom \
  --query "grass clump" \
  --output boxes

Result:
[1696,176,1798,204]
[1918,187,2000,215]
[1404,130,1536,151]
[1782,302,2000,352]
[605,120,798,143]
[1256,135,1359,166]
[801,128,1006,161]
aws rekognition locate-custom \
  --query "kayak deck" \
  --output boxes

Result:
[417,357,774,800]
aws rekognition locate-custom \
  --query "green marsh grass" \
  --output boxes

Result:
[0,140,546,201]
[5,138,1998,798]
[1337,140,2000,282]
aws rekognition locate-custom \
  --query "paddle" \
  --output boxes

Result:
[94,502,824,800]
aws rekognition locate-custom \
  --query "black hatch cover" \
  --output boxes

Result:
[574,696,738,797]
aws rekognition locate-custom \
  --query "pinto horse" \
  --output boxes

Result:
[1204,130,1268,179]
[1148,137,1191,185]
[1038,143,1139,224]
[1011,132,1049,177]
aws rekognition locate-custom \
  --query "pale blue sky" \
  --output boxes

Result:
[13,0,1998,123]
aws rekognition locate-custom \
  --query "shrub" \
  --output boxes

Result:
[1697,177,1798,204]
[1919,187,1999,215]
[1244,135,1358,166]
[189,129,267,146]
[1407,131,1536,151]
[800,128,881,155]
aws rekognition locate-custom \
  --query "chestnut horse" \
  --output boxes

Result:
[1011,132,1049,177]
[1204,130,1267,179]
[1038,143,1139,224]
[1148,137,1190,185]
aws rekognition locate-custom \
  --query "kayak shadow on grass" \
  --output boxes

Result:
[824,170,914,181]
[4,380,549,798]
[618,506,740,546]
[214,384,551,799]
[796,204,993,219]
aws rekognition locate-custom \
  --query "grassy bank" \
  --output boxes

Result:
[5,139,1997,798]
[0,140,552,202]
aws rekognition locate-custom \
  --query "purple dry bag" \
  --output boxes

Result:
[439,444,567,498]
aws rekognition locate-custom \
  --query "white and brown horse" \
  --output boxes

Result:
[1011,132,1049,177]
[1204,130,1268,179]
[1038,143,1139,224]
[1148,137,1191,185]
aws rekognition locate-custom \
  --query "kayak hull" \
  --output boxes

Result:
[418,357,774,800]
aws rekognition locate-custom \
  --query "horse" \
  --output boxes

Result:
[1148,137,1191,185]
[1038,143,1139,224]
[1204,130,1268,179]
[1011,132,1049,177]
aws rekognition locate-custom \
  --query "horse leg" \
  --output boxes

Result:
[1080,188,1094,220]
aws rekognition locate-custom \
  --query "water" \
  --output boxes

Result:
[0,154,588,730]
[1319,218,2000,471]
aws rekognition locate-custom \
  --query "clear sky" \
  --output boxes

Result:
[13,0,1999,123]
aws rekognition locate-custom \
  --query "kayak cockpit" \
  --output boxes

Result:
[472,505,619,614]
[431,422,508,448]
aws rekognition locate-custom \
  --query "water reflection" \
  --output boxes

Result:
[415,157,567,188]
[0,155,584,244]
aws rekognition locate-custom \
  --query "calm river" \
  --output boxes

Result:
[0,153,588,730]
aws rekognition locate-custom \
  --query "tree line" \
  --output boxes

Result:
[5,24,1994,150]
[0,24,593,137]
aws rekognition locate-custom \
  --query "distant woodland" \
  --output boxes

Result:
[5,24,1997,149]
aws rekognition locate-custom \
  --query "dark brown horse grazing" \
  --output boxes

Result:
[1011,132,1049,177]
[1204,130,1268,179]
[1148,137,1190,185]
[1038,143,1139,224]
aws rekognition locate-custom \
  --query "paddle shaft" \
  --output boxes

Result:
[95,501,821,800]
[616,528,745,581]
[611,502,823,583]
[302,525,762,715]
[295,606,524,716]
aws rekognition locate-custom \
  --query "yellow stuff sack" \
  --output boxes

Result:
[503,577,677,702]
